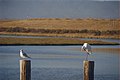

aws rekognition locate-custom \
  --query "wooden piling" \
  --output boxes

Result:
[20,60,31,80]
[83,61,94,80]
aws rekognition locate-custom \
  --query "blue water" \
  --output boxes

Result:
[0,45,119,80]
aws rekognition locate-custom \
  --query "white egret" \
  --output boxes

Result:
[81,43,92,60]
[20,49,30,58]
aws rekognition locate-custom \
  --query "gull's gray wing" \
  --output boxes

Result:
[23,51,30,58]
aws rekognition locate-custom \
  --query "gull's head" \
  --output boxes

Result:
[81,43,87,51]
[81,46,85,51]
[81,43,92,54]
[83,43,88,47]
[20,49,23,52]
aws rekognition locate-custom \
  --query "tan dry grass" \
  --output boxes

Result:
[0,18,119,39]
[0,18,119,31]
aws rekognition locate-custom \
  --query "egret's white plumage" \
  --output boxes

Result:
[20,49,30,58]
[81,43,92,60]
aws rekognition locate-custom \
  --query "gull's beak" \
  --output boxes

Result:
[20,49,23,51]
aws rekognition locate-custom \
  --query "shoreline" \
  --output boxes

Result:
[0,43,119,46]
[0,37,119,45]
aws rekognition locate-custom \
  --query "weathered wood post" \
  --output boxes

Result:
[83,61,94,80]
[20,60,31,80]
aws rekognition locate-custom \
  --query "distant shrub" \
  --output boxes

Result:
[102,30,120,35]
[80,29,88,33]
[0,27,119,36]
[94,30,101,36]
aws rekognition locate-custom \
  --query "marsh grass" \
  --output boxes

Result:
[0,37,118,45]
[0,18,119,39]
[0,18,119,31]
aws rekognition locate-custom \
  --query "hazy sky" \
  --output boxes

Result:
[0,0,119,19]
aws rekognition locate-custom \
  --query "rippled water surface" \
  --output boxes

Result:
[0,45,119,80]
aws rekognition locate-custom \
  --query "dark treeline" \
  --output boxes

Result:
[0,27,119,36]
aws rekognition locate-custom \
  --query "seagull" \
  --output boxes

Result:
[20,49,30,58]
[81,43,92,61]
